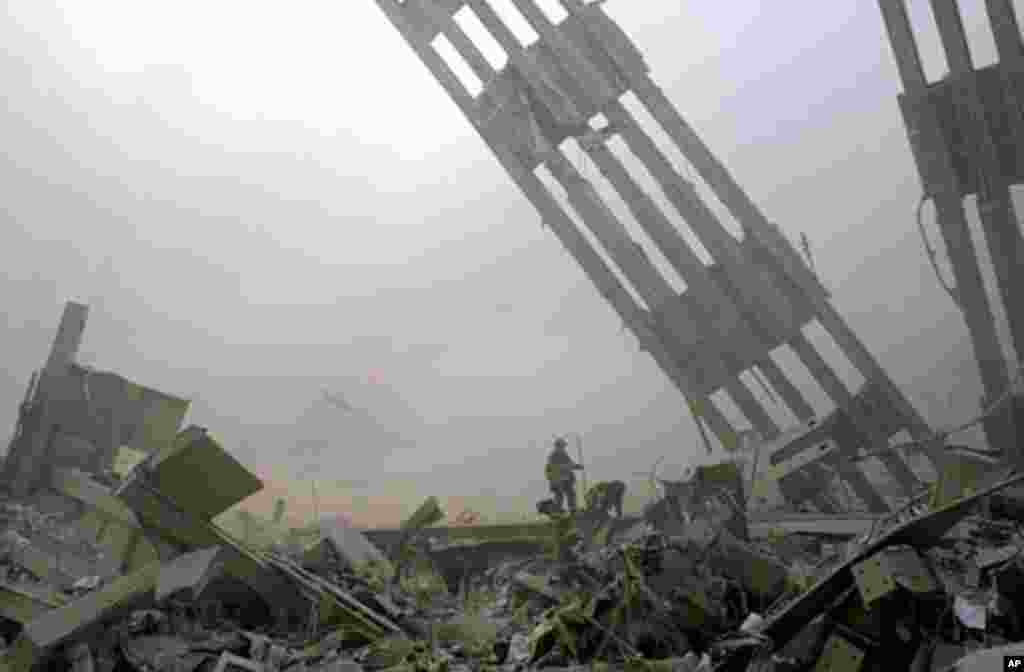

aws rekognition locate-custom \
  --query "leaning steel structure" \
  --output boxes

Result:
[880,0,1024,465]
[375,0,944,512]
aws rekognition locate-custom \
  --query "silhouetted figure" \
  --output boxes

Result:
[584,480,626,517]
[545,437,582,513]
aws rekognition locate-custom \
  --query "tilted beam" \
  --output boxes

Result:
[376,0,951,509]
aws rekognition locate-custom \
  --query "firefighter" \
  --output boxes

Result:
[585,480,626,517]
[545,437,583,513]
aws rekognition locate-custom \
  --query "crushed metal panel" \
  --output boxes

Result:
[135,426,262,520]
[754,471,1024,654]
[852,553,896,605]
[7,560,161,672]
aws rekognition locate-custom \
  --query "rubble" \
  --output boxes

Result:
[5,306,1024,672]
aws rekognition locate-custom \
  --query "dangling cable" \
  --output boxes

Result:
[916,194,961,309]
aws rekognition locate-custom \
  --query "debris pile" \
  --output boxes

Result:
[5,453,1024,671]
[6,303,1024,672]
[0,423,421,672]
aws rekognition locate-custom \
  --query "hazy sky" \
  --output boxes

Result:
[2,1,1021,524]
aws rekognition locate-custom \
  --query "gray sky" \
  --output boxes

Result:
[2,1,1021,524]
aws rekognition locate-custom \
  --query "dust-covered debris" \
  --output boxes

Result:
[5,287,1024,672]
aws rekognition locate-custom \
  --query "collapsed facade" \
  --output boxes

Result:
[2,302,189,498]
[0,305,406,672]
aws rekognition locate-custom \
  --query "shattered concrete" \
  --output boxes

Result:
[3,306,1024,672]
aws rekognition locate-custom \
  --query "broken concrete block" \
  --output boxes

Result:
[7,560,161,672]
